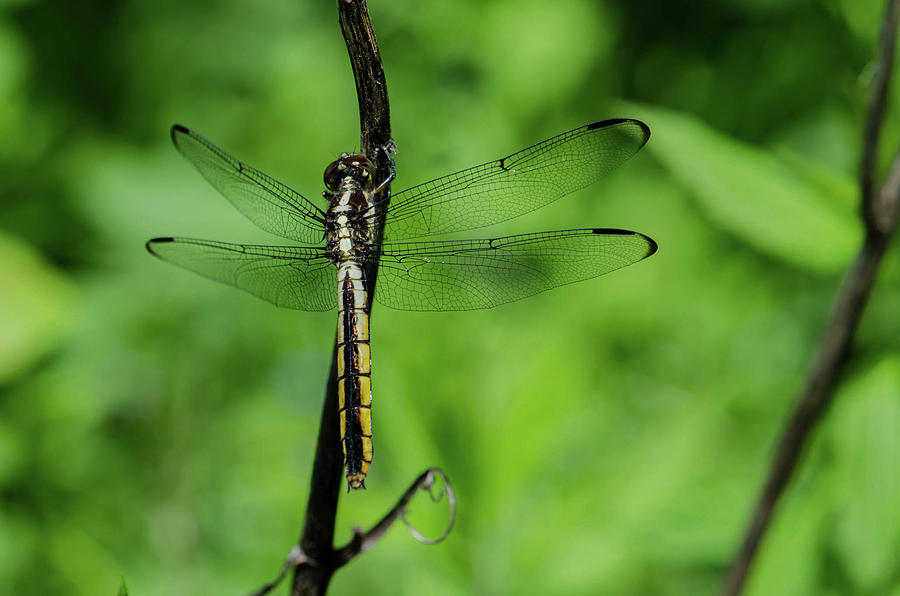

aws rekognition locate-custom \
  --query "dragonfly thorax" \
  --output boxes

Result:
[323,153,379,265]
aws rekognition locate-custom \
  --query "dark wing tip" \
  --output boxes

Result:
[586,118,651,145]
[591,228,658,257]
[592,227,631,235]
[642,233,659,256]
[146,237,175,256]
[170,124,189,145]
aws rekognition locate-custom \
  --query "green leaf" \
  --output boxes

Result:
[477,0,609,117]
[0,230,74,382]
[621,102,861,274]
[835,0,882,45]
[118,578,129,596]
[828,358,900,593]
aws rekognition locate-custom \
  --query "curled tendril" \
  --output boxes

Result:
[400,468,455,545]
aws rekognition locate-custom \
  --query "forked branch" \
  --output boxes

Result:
[250,469,454,596]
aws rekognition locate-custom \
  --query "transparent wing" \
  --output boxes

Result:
[146,237,336,311]
[374,228,657,311]
[380,119,650,241]
[172,125,326,244]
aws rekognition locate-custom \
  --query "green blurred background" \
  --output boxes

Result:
[2,0,899,594]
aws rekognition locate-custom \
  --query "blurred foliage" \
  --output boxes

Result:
[0,0,899,595]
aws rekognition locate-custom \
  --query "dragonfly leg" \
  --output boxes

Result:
[372,141,397,195]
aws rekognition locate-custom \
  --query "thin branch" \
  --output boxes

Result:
[862,0,900,230]
[720,230,892,596]
[721,1,900,594]
[335,468,457,567]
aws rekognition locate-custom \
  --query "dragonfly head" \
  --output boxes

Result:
[324,153,375,193]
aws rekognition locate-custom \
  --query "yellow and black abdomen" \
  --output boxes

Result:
[336,263,373,489]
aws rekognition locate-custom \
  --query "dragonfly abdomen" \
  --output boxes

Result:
[336,261,373,489]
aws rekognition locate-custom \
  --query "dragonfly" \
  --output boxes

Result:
[147,119,657,489]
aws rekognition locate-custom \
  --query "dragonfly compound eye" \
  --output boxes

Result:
[323,157,347,193]
[324,153,375,193]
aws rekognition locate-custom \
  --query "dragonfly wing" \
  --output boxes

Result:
[147,237,337,311]
[374,228,657,311]
[381,119,650,240]
[172,125,326,244]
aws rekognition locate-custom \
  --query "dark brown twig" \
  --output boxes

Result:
[289,1,391,595]
[721,1,900,594]
[276,2,455,595]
